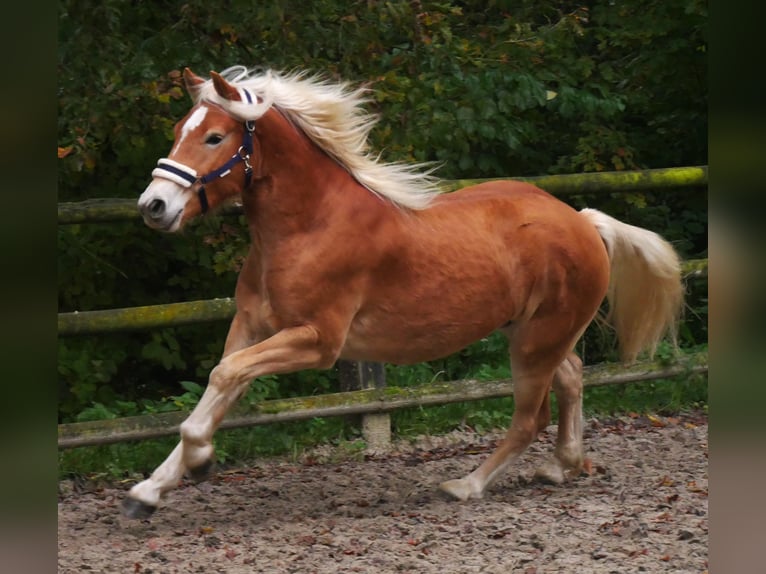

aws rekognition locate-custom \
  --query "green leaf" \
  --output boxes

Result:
[179,380,205,396]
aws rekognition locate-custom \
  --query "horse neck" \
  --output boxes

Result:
[243,108,387,241]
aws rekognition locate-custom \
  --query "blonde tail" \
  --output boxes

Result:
[580,208,684,362]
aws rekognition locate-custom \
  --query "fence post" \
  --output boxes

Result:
[337,360,391,452]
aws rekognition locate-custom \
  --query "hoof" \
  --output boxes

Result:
[121,496,157,520]
[439,477,483,501]
[187,459,216,483]
[534,461,566,485]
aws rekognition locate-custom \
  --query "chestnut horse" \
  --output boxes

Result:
[125,67,683,518]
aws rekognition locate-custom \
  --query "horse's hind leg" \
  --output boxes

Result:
[440,360,554,501]
[439,313,577,501]
[534,352,585,484]
[537,390,552,433]
[439,308,587,502]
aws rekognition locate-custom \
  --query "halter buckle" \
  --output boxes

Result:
[238,146,252,171]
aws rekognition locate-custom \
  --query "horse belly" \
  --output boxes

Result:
[341,327,498,365]
[341,273,517,365]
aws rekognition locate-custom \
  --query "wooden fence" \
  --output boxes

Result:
[58,166,709,450]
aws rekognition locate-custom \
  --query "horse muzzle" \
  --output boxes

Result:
[137,180,186,232]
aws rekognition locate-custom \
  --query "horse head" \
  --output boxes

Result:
[137,69,264,231]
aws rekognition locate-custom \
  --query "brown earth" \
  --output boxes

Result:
[58,412,708,573]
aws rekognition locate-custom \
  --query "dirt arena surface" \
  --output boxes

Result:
[58,412,708,573]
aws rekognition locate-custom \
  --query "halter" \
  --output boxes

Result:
[151,88,258,214]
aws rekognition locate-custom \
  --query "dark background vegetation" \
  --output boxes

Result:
[57,0,707,472]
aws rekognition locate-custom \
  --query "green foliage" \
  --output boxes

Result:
[58,0,708,473]
[386,333,512,390]
[59,0,707,191]
[583,372,708,418]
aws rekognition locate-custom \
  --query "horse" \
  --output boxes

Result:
[125,66,683,519]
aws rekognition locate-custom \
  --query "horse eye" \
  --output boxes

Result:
[205,134,224,145]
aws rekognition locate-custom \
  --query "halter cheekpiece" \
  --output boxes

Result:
[151,88,258,214]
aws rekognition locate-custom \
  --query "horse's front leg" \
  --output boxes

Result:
[122,322,337,518]
[122,313,256,518]
[178,325,337,473]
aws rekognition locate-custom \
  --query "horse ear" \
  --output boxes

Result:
[210,71,242,102]
[183,68,206,101]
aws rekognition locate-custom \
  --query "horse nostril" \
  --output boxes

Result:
[147,199,166,218]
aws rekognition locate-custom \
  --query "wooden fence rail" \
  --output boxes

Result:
[58,350,708,449]
[57,166,708,450]
[57,166,707,224]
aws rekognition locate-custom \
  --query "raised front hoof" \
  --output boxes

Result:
[121,496,157,520]
[439,478,483,502]
[187,459,216,483]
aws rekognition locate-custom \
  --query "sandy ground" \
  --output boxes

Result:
[58,412,708,573]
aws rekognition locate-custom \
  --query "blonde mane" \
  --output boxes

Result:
[194,67,442,210]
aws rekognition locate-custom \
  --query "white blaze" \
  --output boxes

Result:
[171,106,209,156]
